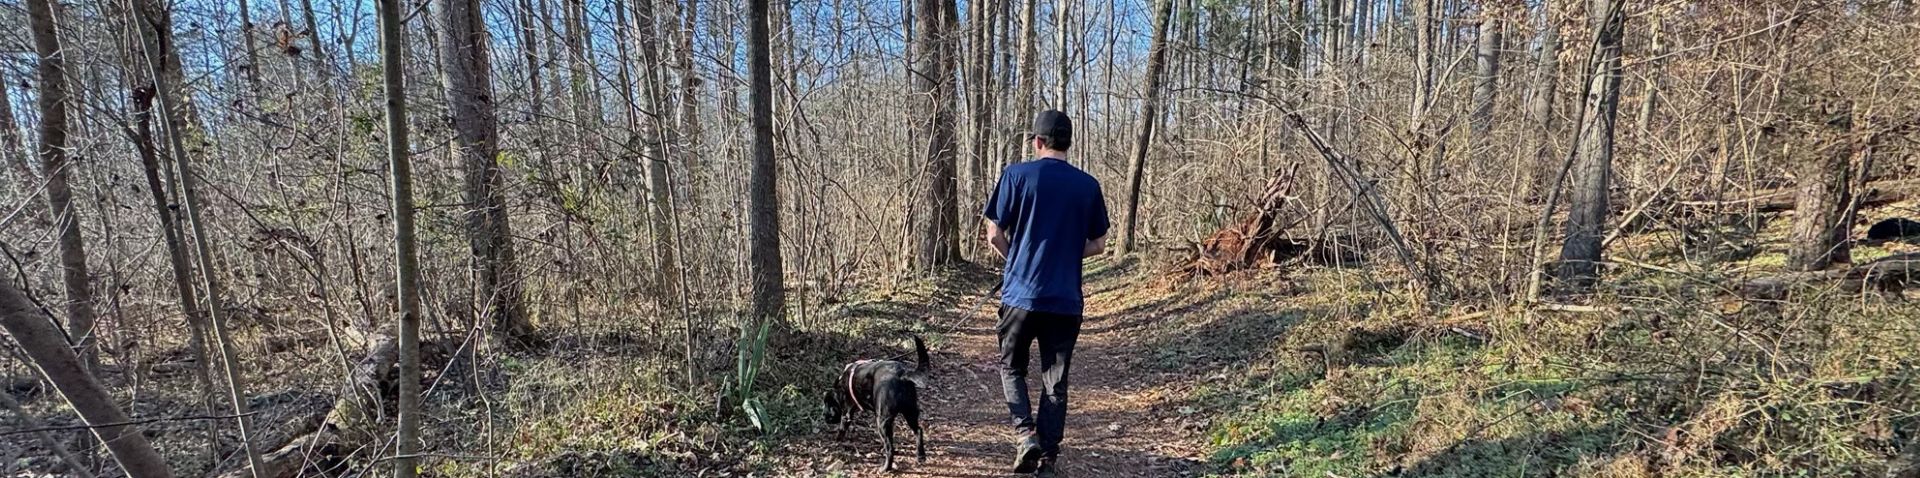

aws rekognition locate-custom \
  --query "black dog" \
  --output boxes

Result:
[824,336,930,472]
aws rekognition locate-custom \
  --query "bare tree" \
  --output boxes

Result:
[439,0,538,348]
[1117,0,1175,255]
[748,0,786,328]
[0,66,36,204]
[29,0,102,375]
[125,19,216,412]
[235,0,265,95]
[1010,0,1038,165]
[676,0,705,197]
[967,0,998,258]
[377,0,425,474]
[0,278,173,478]
[913,0,964,270]
[1524,4,1560,196]
[1471,8,1501,147]
[1555,0,1625,290]
[1054,0,1071,108]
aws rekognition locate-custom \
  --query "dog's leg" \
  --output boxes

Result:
[836,413,849,440]
[879,414,898,472]
[906,410,926,464]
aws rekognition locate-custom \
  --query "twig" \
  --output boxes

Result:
[0,412,261,437]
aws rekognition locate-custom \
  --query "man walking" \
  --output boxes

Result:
[983,110,1110,476]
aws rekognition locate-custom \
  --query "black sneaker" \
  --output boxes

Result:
[1012,434,1044,473]
[1036,457,1065,478]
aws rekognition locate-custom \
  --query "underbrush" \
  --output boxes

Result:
[427,266,986,476]
[1185,266,1920,477]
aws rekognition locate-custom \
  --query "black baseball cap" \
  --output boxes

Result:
[1031,110,1072,140]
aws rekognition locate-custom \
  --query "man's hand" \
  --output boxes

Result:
[986,220,1012,259]
[1083,234,1107,258]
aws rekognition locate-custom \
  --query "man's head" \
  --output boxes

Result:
[1030,110,1073,157]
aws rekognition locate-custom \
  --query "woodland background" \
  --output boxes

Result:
[1,0,1919,475]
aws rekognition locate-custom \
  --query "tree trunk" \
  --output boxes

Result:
[1524,6,1560,197]
[298,0,332,83]
[1786,109,1856,272]
[632,0,690,355]
[0,279,173,478]
[236,0,265,96]
[1287,0,1305,74]
[677,0,705,200]
[1636,15,1665,135]
[1554,0,1625,290]
[967,0,998,260]
[562,0,602,152]
[439,0,538,349]
[747,0,787,328]
[1470,11,1500,149]
[128,67,215,419]
[1011,0,1038,165]
[1054,0,1070,109]
[912,0,964,270]
[1410,0,1435,123]
[1117,0,1175,255]
[376,0,424,474]
[0,67,40,219]
[29,0,102,377]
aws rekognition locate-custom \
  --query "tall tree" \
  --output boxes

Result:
[747,0,786,327]
[0,66,35,202]
[1786,105,1855,271]
[125,1,216,415]
[236,0,265,94]
[1555,0,1625,289]
[1635,15,1665,135]
[1524,4,1561,196]
[967,0,998,258]
[1054,0,1070,108]
[439,0,538,348]
[1117,0,1175,255]
[676,0,705,197]
[0,279,174,478]
[29,0,101,374]
[1409,0,1437,176]
[631,0,690,373]
[913,0,964,269]
[1470,9,1501,148]
[1010,0,1038,165]
[377,0,425,474]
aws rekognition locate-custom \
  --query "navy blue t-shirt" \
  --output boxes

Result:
[983,158,1110,316]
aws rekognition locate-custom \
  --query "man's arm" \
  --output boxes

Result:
[987,220,1012,258]
[1083,234,1107,258]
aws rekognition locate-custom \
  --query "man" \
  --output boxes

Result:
[983,110,1110,476]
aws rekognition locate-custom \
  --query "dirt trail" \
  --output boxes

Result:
[778,272,1210,477]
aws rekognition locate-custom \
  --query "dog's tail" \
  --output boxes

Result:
[912,336,930,373]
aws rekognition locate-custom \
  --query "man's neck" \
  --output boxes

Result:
[1037,151,1068,161]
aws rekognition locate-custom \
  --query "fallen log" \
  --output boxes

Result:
[214,337,400,478]
[1182,164,1307,276]
[1741,253,1920,300]
[1679,179,1920,214]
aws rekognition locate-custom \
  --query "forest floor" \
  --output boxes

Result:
[768,257,1220,477]
[9,205,1920,478]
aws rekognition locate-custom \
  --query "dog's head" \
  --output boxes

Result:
[820,388,846,422]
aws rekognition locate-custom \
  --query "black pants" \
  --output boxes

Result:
[997,305,1082,457]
